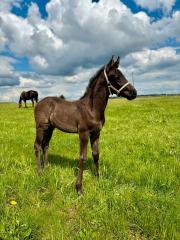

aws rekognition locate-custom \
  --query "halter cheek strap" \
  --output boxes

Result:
[104,66,130,96]
[104,66,112,95]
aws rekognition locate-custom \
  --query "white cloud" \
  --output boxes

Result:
[19,76,44,88]
[31,55,48,70]
[0,28,7,51]
[27,2,41,25]
[0,56,14,77]
[0,56,20,87]
[124,47,180,72]
[122,47,180,94]
[133,0,176,14]
[0,0,179,76]
[0,12,34,55]
[0,0,22,12]
[0,0,179,100]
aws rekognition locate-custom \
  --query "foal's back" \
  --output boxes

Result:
[35,97,84,133]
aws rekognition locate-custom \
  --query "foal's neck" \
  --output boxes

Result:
[88,72,109,120]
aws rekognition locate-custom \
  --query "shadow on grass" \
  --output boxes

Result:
[49,154,94,174]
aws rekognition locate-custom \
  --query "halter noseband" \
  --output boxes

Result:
[104,66,130,96]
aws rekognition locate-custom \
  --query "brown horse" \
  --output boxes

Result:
[34,56,137,195]
[19,90,38,108]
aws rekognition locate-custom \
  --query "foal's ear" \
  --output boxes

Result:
[106,56,116,69]
[113,56,120,68]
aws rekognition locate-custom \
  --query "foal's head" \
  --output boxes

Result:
[104,56,137,100]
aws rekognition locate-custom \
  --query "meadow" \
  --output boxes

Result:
[0,96,179,240]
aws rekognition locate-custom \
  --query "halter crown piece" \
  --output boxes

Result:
[104,65,130,96]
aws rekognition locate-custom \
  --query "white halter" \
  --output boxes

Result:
[104,66,130,95]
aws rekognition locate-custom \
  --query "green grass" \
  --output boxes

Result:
[0,96,180,240]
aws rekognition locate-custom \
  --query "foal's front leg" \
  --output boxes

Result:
[76,131,89,196]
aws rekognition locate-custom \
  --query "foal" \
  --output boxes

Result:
[34,56,137,195]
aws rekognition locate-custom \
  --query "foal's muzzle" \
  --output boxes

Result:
[126,88,137,100]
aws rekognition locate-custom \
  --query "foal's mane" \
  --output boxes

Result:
[80,66,104,99]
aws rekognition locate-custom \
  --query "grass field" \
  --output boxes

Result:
[0,96,179,240]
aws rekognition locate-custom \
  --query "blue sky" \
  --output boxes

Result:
[0,0,180,101]
[11,0,49,18]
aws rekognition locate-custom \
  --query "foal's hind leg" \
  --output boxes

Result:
[90,131,100,177]
[76,130,89,196]
[34,127,44,175]
[42,125,54,169]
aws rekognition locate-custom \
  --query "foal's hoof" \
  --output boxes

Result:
[77,190,83,197]
[76,185,83,196]
[38,170,42,176]
[45,164,49,170]
[94,172,99,178]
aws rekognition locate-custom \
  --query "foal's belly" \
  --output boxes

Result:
[54,119,78,133]
[50,105,79,133]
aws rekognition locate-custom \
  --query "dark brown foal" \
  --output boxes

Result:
[34,56,137,195]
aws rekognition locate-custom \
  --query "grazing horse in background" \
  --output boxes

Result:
[19,90,38,108]
[34,56,137,196]
[59,94,65,99]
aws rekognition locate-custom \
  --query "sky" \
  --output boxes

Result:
[0,0,180,101]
